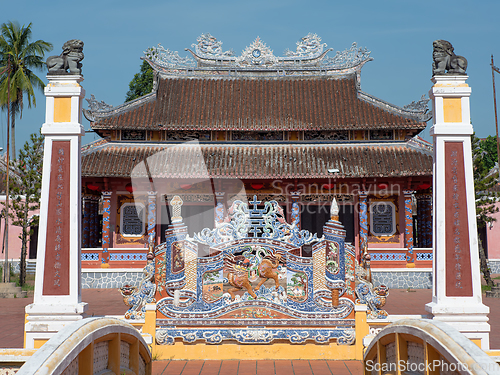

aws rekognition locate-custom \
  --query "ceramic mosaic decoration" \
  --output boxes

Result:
[122,195,388,346]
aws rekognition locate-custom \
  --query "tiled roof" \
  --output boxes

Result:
[81,141,432,179]
[88,76,427,132]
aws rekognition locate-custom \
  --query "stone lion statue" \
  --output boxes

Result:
[46,39,84,74]
[432,40,467,76]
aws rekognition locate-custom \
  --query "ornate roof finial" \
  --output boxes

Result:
[330,197,339,221]
[170,195,184,223]
[403,95,430,113]
[192,33,234,58]
[146,35,372,73]
[144,44,195,69]
[284,33,327,58]
[235,37,278,66]
[86,94,113,112]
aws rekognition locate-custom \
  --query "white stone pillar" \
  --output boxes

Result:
[425,75,490,349]
[25,74,87,349]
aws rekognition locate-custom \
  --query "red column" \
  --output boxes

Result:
[423,194,433,248]
[358,191,368,256]
[403,190,415,266]
[101,191,112,267]
[82,195,91,248]
[89,196,98,247]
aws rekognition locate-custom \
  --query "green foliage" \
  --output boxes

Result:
[479,135,498,172]
[472,134,500,288]
[0,21,52,159]
[482,284,492,293]
[0,263,15,278]
[472,134,500,227]
[5,132,44,285]
[125,60,154,102]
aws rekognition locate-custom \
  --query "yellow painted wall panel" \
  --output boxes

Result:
[443,98,462,123]
[33,339,48,349]
[153,341,357,360]
[471,338,482,348]
[54,97,72,122]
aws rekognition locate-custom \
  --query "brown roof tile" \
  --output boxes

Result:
[90,76,426,132]
[82,141,432,179]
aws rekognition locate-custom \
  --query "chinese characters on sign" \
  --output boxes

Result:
[444,142,473,297]
[43,141,70,295]
[122,205,145,235]
[371,203,394,236]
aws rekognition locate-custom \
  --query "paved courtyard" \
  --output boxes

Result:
[151,360,363,375]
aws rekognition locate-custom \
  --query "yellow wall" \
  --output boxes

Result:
[33,339,48,349]
[54,97,72,122]
[152,341,357,360]
[443,98,462,123]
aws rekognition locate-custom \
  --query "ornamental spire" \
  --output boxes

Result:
[330,198,339,220]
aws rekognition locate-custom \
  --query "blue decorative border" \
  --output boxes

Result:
[155,327,355,345]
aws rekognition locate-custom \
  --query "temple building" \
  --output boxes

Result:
[80,34,433,276]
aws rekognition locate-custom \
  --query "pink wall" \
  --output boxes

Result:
[0,196,39,261]
[486,202,500,260]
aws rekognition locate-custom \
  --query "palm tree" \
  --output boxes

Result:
[0,22,51,282]
[0,21,52,159]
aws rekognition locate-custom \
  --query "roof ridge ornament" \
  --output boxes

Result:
[403,94,430,113]
[86,94,113,112]
[149,34,371,73]
[321,42,372,69]
[144,44,196,69]
[284,33,327,59]
[192,33,234,59]
[235,37,278,66]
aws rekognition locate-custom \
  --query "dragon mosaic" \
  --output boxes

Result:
[225,246,284,301]
[122,195,390,345]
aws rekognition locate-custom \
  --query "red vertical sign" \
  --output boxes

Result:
[43,141,71,295]
[445,142,473,297]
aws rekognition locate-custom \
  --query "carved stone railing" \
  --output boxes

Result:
[364,319,500,375]
[368,248,408,268]
[81,247,149,268]
[16,317,151,375]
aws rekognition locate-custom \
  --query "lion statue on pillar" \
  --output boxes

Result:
[46,39,84,74]
[432,40,467,76]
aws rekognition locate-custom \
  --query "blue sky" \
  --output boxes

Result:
[1,0,499,151]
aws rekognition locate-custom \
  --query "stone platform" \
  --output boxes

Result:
[0,283,26,299]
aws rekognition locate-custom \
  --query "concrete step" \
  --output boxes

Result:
[0,283,27,298]
[486,285,500,298]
